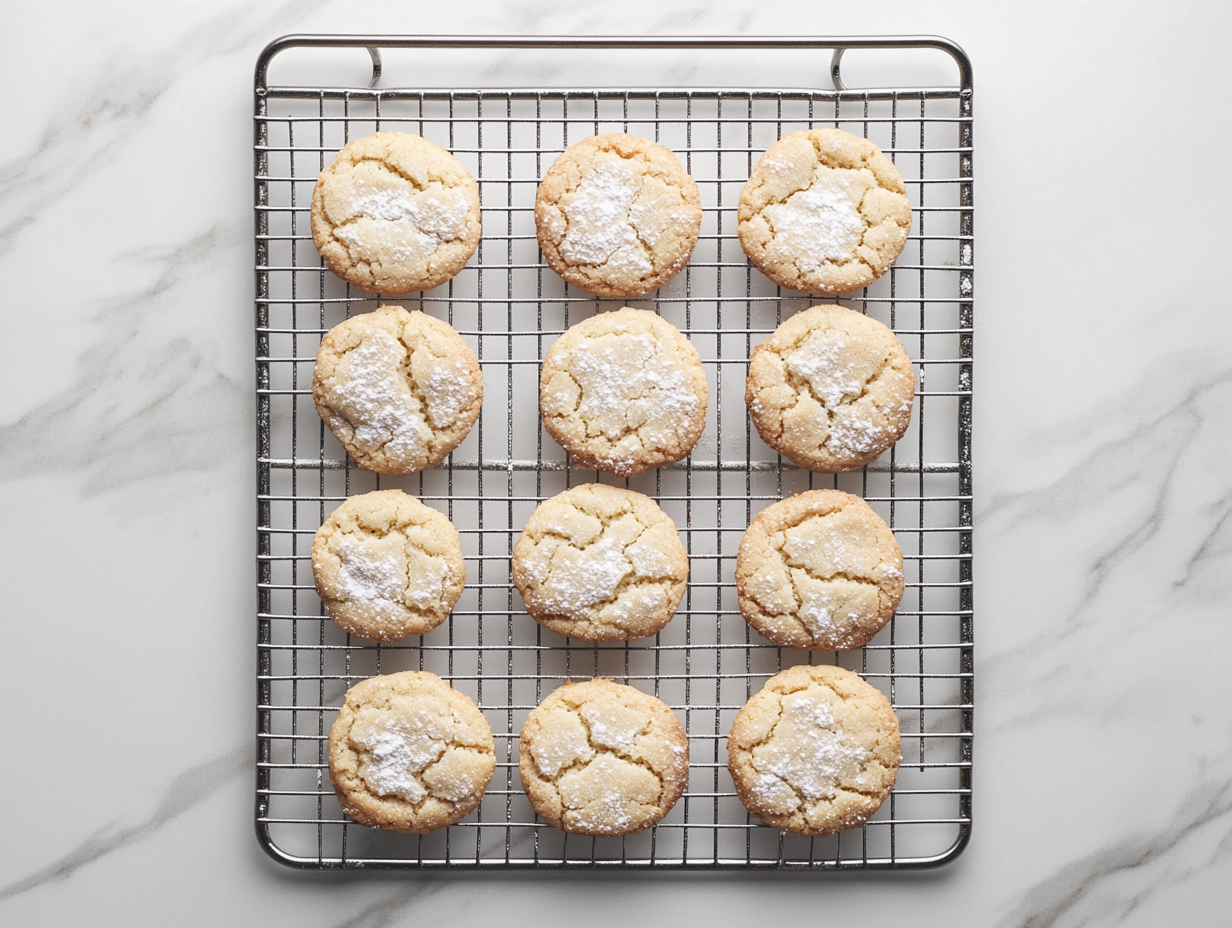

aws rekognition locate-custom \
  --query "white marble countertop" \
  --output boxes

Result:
[2,2,1230,925]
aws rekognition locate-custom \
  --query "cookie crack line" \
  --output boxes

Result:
[331,321,471,459]
[771,554,894,590]
[555,341,688,450]
[379,744,491,810]
[556,150,679,280]
[774,347,896,443]
[524,513,686,633]
[742,694,881,809]
[573,705,672,801]
[762,199,874,276]
[346,154,436,193]
[527,704,673,811]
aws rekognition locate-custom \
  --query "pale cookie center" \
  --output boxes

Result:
[749,510,897,639]
[781,327,890,456]
[580,700,649,751]
[336,535,405,603]
[529,510,650,618]
[751,695,868,808]
[762,168,873,268]
[570,332,699,443]
[328,330,429,459]
[353,713,449,802]
[530,701,664,833]
[559,161,652,277]
[335,182,470,264]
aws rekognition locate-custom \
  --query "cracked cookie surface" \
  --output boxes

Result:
[329,671,495,833]
[728,664,900,836]
[535,134,702,297]
[313,305,483,474]
[519,679,688,836]
[311,132,481,295]
[512,484,688,641]
[736,489,904,651]
[540,308,708,476]
[738,129,911,296]
[312,489,465,641]
[746,305,914,472]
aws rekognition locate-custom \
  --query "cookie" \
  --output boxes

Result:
[535,134,702,297]
[540,308,707,476]
[312,489,466,641]
[519,679,689,836]
[328,671,496,833]
[746,305,915,472]
[738,128,911,295]
[512,484,688,641]
[727,664,900,836]
[735,489,904,651]
[313,305,483,474]
[311,131,481,295]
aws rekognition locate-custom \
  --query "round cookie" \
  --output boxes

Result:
[512,484,688,641]
[311,131,481,295]
[519,679,689,836]
[540,308,708,476]
[735,489,904,651]
[312,489,466,641]
[727,664,900,836]
[535,134,702,297]
[313,305,483,474]
[738,128,911,295]
[746,305,915,472]
[329,671,495,833]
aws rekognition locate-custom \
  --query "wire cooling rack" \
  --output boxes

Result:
[254,35,973,870]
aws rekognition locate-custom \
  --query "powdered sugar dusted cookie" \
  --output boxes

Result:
[311,132,481,295]
[746,305,914,472]
[519,679,688,836]
[540,308,707,477]
[512,484,688,641]
[735,489,904,651]
[312,489,466,641]
[329,671,495,833]
[738,128,911,295]
[727,664,900,836]
[535,134,702,297]
[313,305,482,474]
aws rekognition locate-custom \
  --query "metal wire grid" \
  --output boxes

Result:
[254,40,973,871]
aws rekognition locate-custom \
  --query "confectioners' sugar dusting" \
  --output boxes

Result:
[539,532,632,613]
[403,550,449,610]
[783,515,861,574]
[828,405,885,455]
[337,186,471,264]
[329,330,427,461]
[796,596,835,636]
[775,322,898,459]
[763,181,864,267]
[751,694,868,805]
[625,540,673,577]
[580,702,647,751]
[571,332,699,443]
[423,362,473,429]
[523,682,687,835]
[336,536,404,604]
[355,713,448,802]
[559,161,652,276]
[786,335,858,408]
[878,562,903,581]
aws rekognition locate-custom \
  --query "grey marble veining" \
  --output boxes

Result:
[1,0,1230,925]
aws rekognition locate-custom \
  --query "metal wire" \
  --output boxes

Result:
[254,36,973,871]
